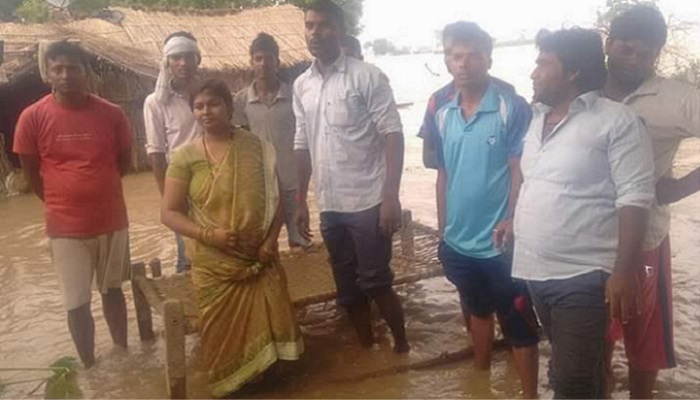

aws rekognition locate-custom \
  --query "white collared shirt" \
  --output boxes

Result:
[513,91,656,281]
[293,55,403,212]
[622,76,700,250]
[143,90,200,161]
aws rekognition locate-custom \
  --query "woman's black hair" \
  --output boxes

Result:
[190,79,233,112]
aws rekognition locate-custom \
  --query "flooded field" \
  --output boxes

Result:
[1,49,699,398]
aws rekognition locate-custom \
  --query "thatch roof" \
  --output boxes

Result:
[0,5,311,84]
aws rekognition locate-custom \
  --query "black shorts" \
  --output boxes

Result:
[438,241,539,348]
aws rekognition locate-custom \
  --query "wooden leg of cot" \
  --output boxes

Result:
[131,262,155,341]
[149,258,162,278]
[400,209,415,258]
[164,300,187,399]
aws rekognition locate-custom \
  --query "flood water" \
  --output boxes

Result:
[1,49,699,398]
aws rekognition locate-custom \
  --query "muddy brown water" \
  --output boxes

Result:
[1,136,699,398]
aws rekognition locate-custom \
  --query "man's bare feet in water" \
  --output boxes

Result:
[393,338,410,354]
[289,241,314,253]
[347,302,375,347]
[371,288,410,354]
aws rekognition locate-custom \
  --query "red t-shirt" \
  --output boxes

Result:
[13,94,132,238]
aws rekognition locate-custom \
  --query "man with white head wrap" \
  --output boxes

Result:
[144,31,201,272]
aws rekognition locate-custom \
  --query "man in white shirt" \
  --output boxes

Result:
[143,32,201,272]
[294,0,409,353]
[602,6,700,398]
[513,28,655,398]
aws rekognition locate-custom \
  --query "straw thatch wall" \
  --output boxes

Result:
[0,4,312,175]
[1,4,311,83]
[67,5,311,73]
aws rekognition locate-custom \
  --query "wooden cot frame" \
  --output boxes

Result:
[130,210,423,399]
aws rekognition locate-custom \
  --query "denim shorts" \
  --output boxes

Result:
[438,241,539,348]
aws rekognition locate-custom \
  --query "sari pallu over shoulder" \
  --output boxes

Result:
[180,128,303,397]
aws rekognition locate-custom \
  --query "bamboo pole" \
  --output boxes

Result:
[163,300,187,399]
[131,262,155,341]
[329,339,508,384]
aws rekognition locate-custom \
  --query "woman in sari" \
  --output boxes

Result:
[161,79,304,397]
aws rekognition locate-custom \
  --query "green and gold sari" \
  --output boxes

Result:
[167,128,304,397]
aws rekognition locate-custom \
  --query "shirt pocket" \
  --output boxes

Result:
[325,93,363,128]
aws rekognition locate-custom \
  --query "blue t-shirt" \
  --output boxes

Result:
[433,79,532,259]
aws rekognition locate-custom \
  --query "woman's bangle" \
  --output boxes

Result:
[199,226,214,246]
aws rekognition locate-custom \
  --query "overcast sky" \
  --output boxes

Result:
[359,0,700,48]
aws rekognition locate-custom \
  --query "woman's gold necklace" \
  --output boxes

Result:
[202,129,234,171]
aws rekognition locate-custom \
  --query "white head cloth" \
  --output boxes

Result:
[154,36,201,103]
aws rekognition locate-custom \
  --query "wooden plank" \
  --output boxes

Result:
[163,300,187,399]
[131,262,155,341]
[134,274,165,315]
[149,258,162,278]
[400,210,415,258]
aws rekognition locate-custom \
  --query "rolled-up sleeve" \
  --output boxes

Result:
[609,114,656,209]
[364,69,403,135]
[680,85,700,137]
[293,81,309,151]
[143,95,167,155]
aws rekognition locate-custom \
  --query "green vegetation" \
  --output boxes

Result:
[0,356,82,399]
[0,0,363,34]
[14,0,50,23]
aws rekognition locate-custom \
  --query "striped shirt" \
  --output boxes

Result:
[293,55,403,213]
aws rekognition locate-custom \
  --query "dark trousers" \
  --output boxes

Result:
[320,205,394,306]
[528,271,609,399]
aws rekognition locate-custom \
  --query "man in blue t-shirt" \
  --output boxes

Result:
[421,22,539,398]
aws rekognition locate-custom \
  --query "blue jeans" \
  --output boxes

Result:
[174,232,190,272]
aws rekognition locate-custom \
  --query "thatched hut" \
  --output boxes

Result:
[0,5,312,174]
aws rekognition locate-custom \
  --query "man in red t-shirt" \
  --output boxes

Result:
[13,41,133,368]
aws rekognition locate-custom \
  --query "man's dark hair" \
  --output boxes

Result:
[250,32,280,60]
[44,40,89,68]
[190,79,233,111]
[164,31,198,45]
[442,21,493,56]
[341,35,362,55]
[537,28,607,94]
[306,0,346,32]
[609,5,667,49]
